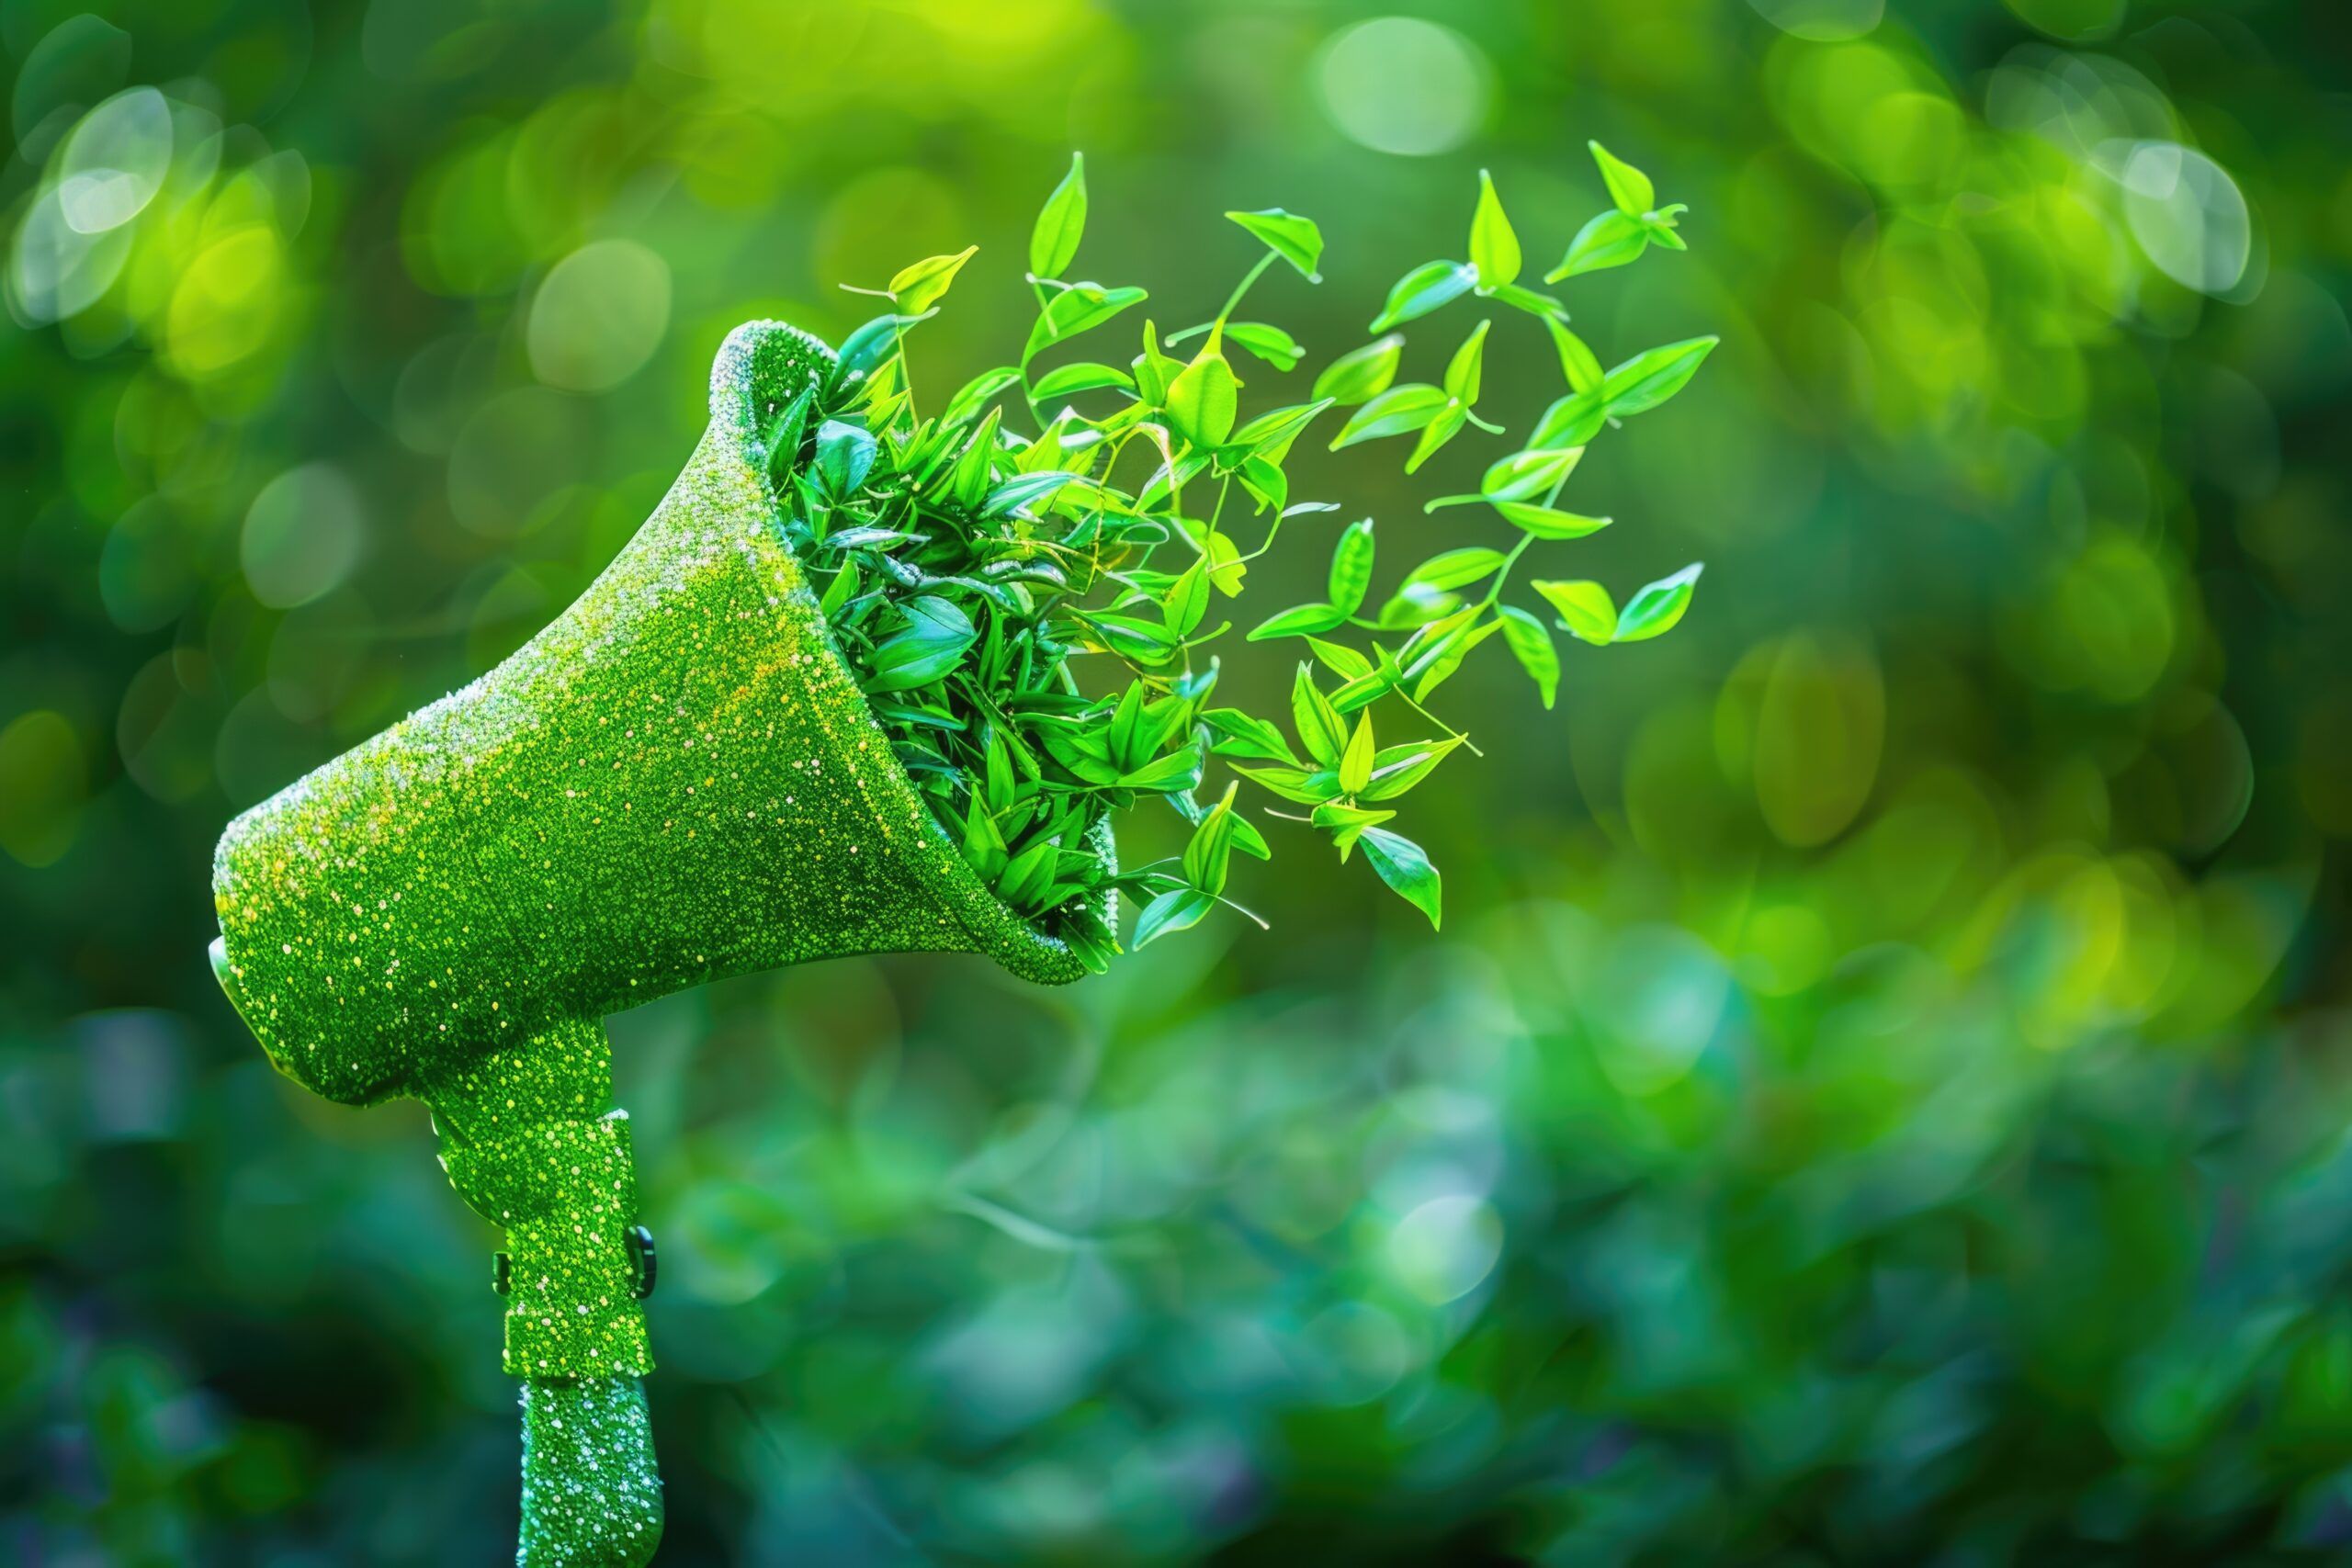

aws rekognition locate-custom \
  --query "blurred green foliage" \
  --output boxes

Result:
[6,0,2352,1562]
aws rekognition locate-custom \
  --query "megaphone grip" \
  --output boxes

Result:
[433,1019,653,1378]
[519,1375,662,1567]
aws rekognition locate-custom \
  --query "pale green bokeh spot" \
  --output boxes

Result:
[58,86,173,234]
[1387,1194,1502,1304]
[2120,141,2252,297]
[242,463,366,609]
[527,238,673,392]
[0,710,86,868]
[1315,17,1489,158]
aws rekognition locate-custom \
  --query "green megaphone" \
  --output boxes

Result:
[208,321,1110,1566]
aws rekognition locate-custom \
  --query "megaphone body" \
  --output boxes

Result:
[209,323,1103,1565]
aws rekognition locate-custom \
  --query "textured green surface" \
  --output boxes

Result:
[517,1378,663,1568]
[205,321,1111,1565]
[209,320,1096,1112]
[434,1016,649,1378]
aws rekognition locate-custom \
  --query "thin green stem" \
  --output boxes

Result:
[1216,252,1278,330]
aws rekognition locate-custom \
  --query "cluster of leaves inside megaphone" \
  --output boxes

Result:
[762,142,1714,970]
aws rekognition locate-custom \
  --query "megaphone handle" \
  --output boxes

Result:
[428,1019,662,1567]
[519,1375,663,1567]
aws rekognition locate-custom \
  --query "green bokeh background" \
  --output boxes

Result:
[6,1,2352,1562]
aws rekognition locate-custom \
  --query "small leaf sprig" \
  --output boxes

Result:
[759,141,1715,964]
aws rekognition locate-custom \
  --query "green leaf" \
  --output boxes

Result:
[1360,828,1442,929]
[1338,711,1376,797]
[1163,557,1211,638]
[1360,737,1461,801]
[1494,501,1611,539]
[1532,579,1618,644]
[1204,707,1303,765]
[1231,400,1330,462]
[998,836,1059,910]
[1226,208,1324,281]
[1312,334,1404,405]
[889,244,978,314]
[1231,762,1340,805]
[1370,260,1476,333]
[1312,801,1395,858]
[1481,446,1584,503]
[1118,744,1205,792]
[815,419,877,496]
[835,313,930,385]
[865,594,977,693]
[1165,332,1239,449]
[941,367,1022,426]
[1023,284,1148,363]
[1546,318,1604,393]
[1306,637,1374,682]
[763,388,814,488]
[1589,140,1655,217]
[1134,319,1181,404]
[1403,547,1506,592]
[982,469,1081,517]
[1031,152,1087,278]
[1029,361,1136,400]
[1133,886,1216,947]
[1403,403,1468,475]
[1528,391,1609,451]
[1248,603,1348,641]
[1183,785,1241,895]
[1600,336,1716,417]
[1291,665,1347,767]
[1468,169,1521,288]
[1497,604,1559,709]
[1442,319,1490,405]
[1222,321,1303,372]
[1613,562,1702,642]
[1327,519,1375,615]
[1329,384,1447,449]
[1544,209,1649,283]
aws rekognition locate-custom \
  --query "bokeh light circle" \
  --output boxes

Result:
[58,86,173,234]
[526,239,673,392]
[2119,141,2251,298]
[1314,17,1490,157]
[1387,1194,1503,1304]
[242,463,366,608]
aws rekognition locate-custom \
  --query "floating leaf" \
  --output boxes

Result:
[1360,827,1442,929]
[1442,319,1489,405]
[1589,140,1656,217]
[1533,579,1617,644]
[1403,547,1506,592]
[1226,208,1325,280]
[1600,335,1716,417]
[1497,604,1559,708]
[890,244,978,313]
[1613,562,1702,642]
[1328,519,1375,615]
[1023,283,1148,363]
[1030,361,1136,400]
[1544,209,1648,282]
[1031,152,1087,278]
[1248,603,1348,641]
[1371,260,1476,333]
[1468,169,1521,288]
[1312,334,1405,405]
[1222,321,1304,371]
[1494,501,1611,539]
[1546,318,1603,393]
[1133,886,1215,948]
[1329,384,1447,449]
